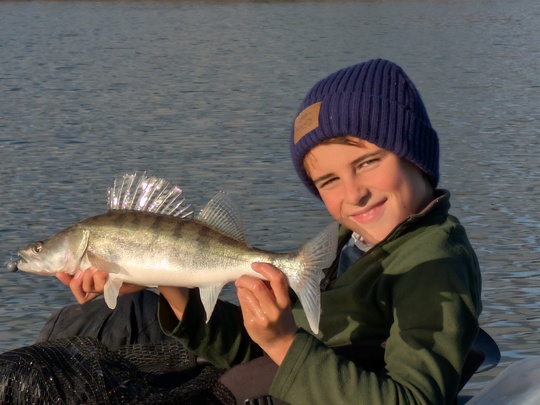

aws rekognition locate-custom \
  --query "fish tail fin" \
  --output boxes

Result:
[283,222,339,334]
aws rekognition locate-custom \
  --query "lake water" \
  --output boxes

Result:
[0,0,539,396]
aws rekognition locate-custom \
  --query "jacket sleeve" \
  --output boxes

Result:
[158,289,264,368]
[270,255,481,405]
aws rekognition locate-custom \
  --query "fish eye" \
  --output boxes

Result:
[32,242,43,253]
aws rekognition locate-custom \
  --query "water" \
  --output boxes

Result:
[0,0,539,396]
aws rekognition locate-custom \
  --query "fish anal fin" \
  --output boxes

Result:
[86,251,123,274]
[104,275,123,309]
[199,284,226,323]
[196,191,246,242]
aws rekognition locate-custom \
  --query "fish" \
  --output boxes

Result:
[13,172,339,333]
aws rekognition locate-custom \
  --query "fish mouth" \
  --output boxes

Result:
[17,254,28,264]
[13,252,29,271]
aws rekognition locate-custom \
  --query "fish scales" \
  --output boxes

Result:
[82,212,271,284]
[12,173,339,333]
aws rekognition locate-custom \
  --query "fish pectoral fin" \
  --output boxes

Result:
[104,275,123,309]
[199,284,226,323]
[86,251,122,274]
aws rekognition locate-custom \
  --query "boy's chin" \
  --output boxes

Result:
[345,223,386,245]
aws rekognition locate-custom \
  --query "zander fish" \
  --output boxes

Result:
[13,173,338,333]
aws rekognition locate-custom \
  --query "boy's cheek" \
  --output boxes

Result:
[319,196,340,220]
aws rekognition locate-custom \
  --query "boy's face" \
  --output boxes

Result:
[304,138,434,244]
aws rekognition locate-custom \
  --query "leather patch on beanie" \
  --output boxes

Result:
[294,102,321,144]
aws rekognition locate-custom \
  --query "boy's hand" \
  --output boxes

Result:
[236,262,298,365]
[56,267,144,305]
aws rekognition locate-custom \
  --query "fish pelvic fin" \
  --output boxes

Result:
[104,274,123,309]
[199,283,226,322]
[107,172,194,219]
[283,222,339,334]
[196,191,246,242]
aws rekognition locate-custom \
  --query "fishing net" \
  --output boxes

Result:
[0,336,234,404]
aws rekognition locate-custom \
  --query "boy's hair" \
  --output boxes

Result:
[302,137,366,179]
[290,59,440,197]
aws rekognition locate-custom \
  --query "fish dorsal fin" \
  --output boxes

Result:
[196,191,246,242]
[107,172,194,219]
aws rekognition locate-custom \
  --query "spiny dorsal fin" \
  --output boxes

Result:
[196,191,247,243]
[107,172,194,219]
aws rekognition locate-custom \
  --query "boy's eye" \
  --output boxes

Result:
[317,177,338,189]
[357,158,379,170]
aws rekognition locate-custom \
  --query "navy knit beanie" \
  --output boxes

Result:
[290,59,439,197]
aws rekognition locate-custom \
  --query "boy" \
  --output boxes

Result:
[157,58,482,403]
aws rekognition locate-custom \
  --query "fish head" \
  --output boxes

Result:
[17,240,52,274]
[16,227,90,275]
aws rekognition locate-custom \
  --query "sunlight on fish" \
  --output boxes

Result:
[14,172,338,334]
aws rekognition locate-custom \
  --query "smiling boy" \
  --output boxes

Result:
[157,59,483,404]
[305,138,434,244]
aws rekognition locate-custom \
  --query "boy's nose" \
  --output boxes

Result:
[343,181,369,205]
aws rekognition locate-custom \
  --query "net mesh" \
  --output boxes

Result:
[0,337,233,404]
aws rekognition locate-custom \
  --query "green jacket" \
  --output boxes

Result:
[159,190,482,404]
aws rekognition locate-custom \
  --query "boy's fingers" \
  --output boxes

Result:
[236,275,276,310]
[65,268,105,304]
[55,272,73,286]
[237,286,265,321]
[250,262,291,309]
[69,270,89,304]
[81,268,108,293]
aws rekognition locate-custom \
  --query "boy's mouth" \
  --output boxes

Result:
[350,200,386,224]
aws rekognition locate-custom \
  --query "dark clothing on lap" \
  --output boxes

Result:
[36,290,172,348]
